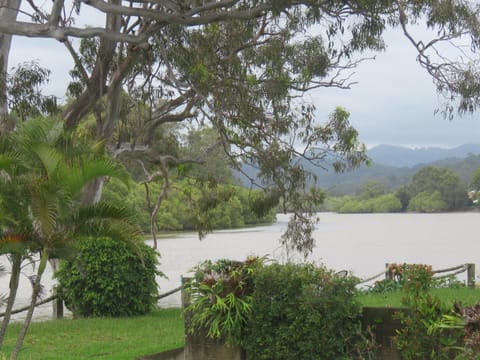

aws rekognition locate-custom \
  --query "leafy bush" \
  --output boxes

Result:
[395,264,464,359]
[56,237,160,317]
[395,294,464,359]
[243,263,363,360]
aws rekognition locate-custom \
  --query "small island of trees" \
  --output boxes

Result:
[328,165,480,213]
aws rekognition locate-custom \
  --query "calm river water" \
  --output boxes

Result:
[2,212,479,321]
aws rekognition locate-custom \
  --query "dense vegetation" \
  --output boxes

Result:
[360,263,480,359]
[329,165,477,213]
[186,258,480,359]
[102,177,276,233]
[186,259,371,360]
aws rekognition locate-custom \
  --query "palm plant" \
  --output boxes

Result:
[0,118,143,359]
[0,135,37,350]
[0,263,7,308]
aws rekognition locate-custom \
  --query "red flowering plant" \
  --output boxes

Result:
[368,263,434,294]
[402,264,434,295]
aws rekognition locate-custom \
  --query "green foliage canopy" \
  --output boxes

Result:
[408,166,469,211]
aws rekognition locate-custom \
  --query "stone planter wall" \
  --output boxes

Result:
[181,307,407,360]
[184,332,244,360]
[362,307,407,360]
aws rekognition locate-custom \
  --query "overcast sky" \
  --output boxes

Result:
[8,25,480,149]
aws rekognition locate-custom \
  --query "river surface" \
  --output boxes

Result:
[1,212,479,321]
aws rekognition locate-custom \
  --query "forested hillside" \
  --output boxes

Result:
[238,149,480,196]
[368,144,480,167]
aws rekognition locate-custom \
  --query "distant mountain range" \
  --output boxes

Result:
[367,144,480,167]
[236,144,480,196]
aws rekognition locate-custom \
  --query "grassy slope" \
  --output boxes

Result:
[0,308,184,360]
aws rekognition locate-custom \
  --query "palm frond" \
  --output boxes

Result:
[82,158,130,186]
[30,144,63,180]
[59,158,130,196]
[77,202,134,221]
[12,118,50,153]
[88,139,106,156]
[0,154,14,173]
[30,185,59,239]
[74,202,143,249]
[77,220,144,259]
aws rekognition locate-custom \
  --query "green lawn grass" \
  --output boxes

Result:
[358,287,480,308]
[3,289,479,359]
[0,308,184,360]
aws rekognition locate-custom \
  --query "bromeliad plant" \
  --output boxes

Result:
[184,256,265,345]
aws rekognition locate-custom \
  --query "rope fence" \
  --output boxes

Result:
[358,263,476,288]
[0,286,185,319]
[2,263,475,320]
[0,295,57,318]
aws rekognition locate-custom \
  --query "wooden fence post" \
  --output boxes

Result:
[385,263,393,282]
[52,288,63,319]
[181,276,190,308]
[467,263,476,289]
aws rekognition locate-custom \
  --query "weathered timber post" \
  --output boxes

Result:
[181,276,189,308]
[52,288,63,319]
[467,263,476,289]
[385,263,393,282]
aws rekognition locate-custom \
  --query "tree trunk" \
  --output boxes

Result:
[63,0,122,132]
[9,249,48,360]
[81,177,105,205]
[0,0,21,134]
[0,253,21,349]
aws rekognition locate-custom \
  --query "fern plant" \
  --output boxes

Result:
[184,257,264,346]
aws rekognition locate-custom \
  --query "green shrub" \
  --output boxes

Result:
[395,264,464,360]
[242,263,362,360]
[395,294,464,359]
[56,237,160,317]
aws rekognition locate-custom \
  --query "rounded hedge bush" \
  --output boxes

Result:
[56,237,159,317]
[242,263,362,360]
